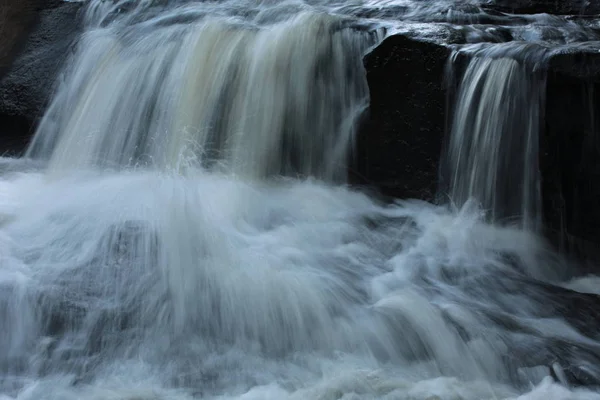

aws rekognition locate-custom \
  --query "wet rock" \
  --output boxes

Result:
[0,0,54,77]
[541,47,600,271]
[551,361,600,388]
[0,113,34,156]
[485,0,600,16]
[456,272,600,387]
[0,0,83,156]
[357,33,600,268]
[464,273,600,339]
[352,34,450,201]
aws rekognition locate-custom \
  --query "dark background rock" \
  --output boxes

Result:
[0,0,44,77]
[0,0,83,156]
[485,0,600,15]
[542,48,600,272]
[351,34,450,201]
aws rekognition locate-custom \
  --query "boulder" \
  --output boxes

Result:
[352,34,450,201]
[0,1,67,77]
[0,0,83,156]
[0,0,38,77]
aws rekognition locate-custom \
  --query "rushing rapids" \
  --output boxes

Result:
[2,0,600,399]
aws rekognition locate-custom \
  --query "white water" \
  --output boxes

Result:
[443,43,547,230]
[2,0,600,399]
[28,3,376,181]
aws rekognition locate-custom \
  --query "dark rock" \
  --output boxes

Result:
[352,34,450,201]
[541,46,600,272]
[0,0,45,77]
[466,273,600,339]
[356,34,600,268]
[0,0,84,156]
[551,361,600,388]
[484,0,600,15]
[0,113,34,156]
[456,272,600,387]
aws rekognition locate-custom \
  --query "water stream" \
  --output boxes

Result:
[2,0,600,399]
[442,43,547,230]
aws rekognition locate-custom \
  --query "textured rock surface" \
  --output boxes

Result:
[542,48,600,270]
[485,0,600,15]
[352,34,450,201]
[0,0,83,155]
[0,0,39,77]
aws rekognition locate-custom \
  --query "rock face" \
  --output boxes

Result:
[485,0,600,15]
[352,35,449,201]
[0,0,83,155]
[542,49,600,270]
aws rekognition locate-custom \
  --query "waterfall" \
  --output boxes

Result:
[443,44,547,231]
[1,1,600,399]
[27,1,377,181]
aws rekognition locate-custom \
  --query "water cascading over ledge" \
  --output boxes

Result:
[441,43,549,231]
[359,37,549,231]
[27,3,379,182]
[358,33,600,269]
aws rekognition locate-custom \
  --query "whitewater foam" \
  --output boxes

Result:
[0,164,598,399]
[27,5,375,182]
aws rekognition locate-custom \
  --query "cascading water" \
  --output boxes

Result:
[442,44,547,231]
[2,1,600,400]
[28,2,375,180]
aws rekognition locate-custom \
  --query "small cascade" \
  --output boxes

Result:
[442,44,548,230]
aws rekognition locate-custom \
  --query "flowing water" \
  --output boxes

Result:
[2,0,600,399]
[442,43,547,230]
[27,3,376,180]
